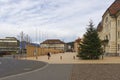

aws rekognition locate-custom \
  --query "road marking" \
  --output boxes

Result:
[24,68,32,71]
[0,62,49,80]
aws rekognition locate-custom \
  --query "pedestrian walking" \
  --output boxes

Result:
[47,52,51,60]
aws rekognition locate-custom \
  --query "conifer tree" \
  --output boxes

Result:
[79,21,102,59]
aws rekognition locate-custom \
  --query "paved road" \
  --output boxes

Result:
[1,53,120,80]
[1,59,120,80]
[0,58,47,78]
[71,64,120,80]
[0,64,73,80]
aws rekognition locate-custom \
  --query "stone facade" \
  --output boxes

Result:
[74,38,81,53]
[97,0,120,56]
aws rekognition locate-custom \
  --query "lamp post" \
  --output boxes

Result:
[35,28,38,59]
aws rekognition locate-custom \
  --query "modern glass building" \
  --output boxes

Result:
[0,37,19,55]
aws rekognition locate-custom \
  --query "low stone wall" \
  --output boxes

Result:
[26,45,64,57]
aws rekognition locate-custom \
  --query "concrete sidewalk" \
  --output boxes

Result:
[25,52,120,64]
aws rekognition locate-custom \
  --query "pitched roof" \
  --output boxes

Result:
[109,0,120,15]
[41,39,65,44]
[99,0,120,32]
[75,38,81,43]
[103,0,120,16]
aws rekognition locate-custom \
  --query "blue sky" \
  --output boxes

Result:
[0,0,115,43]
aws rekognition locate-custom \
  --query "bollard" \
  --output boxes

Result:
[73,56,75,60]
[102,55,104,60]
[36,56,38,59]
[60,56,62,60]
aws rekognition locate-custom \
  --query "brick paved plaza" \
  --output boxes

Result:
[26,52,120,80]
[71,64,120,80]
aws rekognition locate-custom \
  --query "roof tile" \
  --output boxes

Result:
[41,39,65,44]
[108,0,120,15]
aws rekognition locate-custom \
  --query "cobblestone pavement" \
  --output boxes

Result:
[71,64,120,80]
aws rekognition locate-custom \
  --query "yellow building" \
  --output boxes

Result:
[97,0,120,56]
[40,39,66,52]
[26,44,63,57]
[74,38,81,53]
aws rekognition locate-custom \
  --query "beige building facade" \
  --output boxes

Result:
[74,38,81,53]
[97,0,120,56]
[40,39,66,52]
[26,44,63,57]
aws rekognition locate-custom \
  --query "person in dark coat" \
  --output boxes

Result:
[47,52,51,60]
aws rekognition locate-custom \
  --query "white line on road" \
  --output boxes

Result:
[24,68,32,71]
[0,62,49,80]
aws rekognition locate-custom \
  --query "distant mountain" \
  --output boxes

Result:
[30,43,40,47]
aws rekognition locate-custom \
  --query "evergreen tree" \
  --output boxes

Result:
[78,21,102,59]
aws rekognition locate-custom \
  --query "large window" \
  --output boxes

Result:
[118,44,120,51]
[118,31,120,39]
[118,20,120,27]
[109,34,111,40]
[106,35,108,40]
[105,17,108,23]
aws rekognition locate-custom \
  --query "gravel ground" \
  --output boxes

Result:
[71,64,120,80]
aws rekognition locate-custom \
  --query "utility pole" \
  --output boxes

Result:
[20,31,24,55]
[36,28,38,59]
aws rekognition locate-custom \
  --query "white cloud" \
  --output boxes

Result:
[0,0,115,42]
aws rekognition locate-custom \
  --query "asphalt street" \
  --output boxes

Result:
[1,53,120,80]
[1,58,120,80]
[0,58,47,78]
[0,64,73,80]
